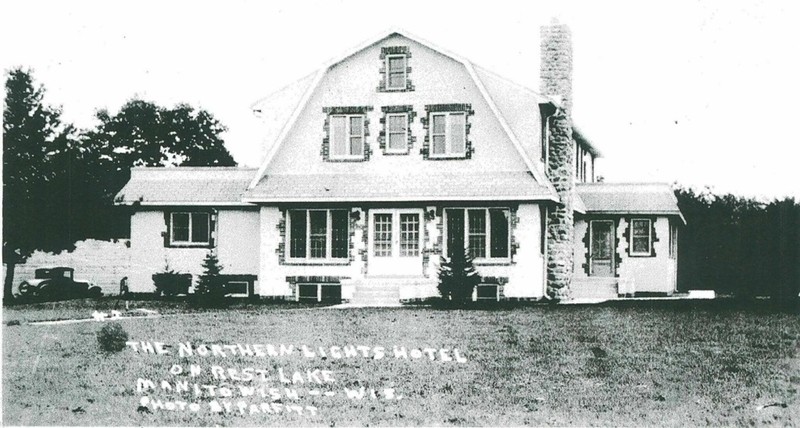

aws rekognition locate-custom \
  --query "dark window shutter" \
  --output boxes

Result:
[163,212,171,247]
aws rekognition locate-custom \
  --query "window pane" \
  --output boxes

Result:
[373,213,393,257]
[632,219,649,237]
[389,133,405,150]
[446,209,465,258]
[349,136,363,156]
[331,210,349,259]
[389,72,405,88]
[591,222,613,259]
[388,56,405,73]
[191,213,209,243]
[349,116,363,136]
[468,209,486,258]
[632,237,650,254]
[289,210,307,258]
[331,116,346,156]
[400,213,420,257]
[172,213,189,242]
[309,211,327,258]
[449,113,466,154]
[432,114,445,134]
[432,136,446,154]
[388,114,405,132]
[490,209,509,258]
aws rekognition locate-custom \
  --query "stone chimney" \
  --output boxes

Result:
[540,19,575,300]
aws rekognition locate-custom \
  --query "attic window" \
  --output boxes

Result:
[378,46,413,92]
[386,55,407,90]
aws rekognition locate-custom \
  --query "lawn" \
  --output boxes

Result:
[3,300,799,426]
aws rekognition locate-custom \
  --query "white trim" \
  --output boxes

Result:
[629,218,653,256]
[385,54,407,90]
[243,195,559,203]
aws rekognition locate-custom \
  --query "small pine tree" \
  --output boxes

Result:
[438,249,481,303]
[194,251,226,307]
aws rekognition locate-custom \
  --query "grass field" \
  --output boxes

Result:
[3,300,799,426]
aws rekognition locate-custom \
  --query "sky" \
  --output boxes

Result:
[2,0,798,200]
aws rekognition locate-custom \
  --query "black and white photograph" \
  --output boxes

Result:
[2,0,799,426]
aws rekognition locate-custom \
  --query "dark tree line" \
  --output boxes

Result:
[3,68,236,301]
[675,186,799,300]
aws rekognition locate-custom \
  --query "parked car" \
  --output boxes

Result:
[16,267,103,301]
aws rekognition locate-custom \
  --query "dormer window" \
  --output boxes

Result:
[331,115,364,159]
[386,54,407,90]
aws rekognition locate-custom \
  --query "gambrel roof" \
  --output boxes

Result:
[245,29,562,203]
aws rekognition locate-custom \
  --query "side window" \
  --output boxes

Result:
[167,211,211,247]
[630,218,653,256]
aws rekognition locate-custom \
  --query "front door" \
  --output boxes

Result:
[589,220,615,276]
[368,209,424,276]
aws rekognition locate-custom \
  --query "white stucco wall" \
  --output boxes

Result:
[128,208,260,293]
[573,216,677,294]
[475,204,546,298]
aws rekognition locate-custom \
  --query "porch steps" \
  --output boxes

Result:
[348,276,425,307]
[570,277,618,300]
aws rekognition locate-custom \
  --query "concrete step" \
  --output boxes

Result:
[350,282,401,306]
[571,278,618,299]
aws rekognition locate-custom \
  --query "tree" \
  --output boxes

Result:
[438,249,481,303]
[194,251,227,307]
[3,68,78,302]
[82,100,237,238]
